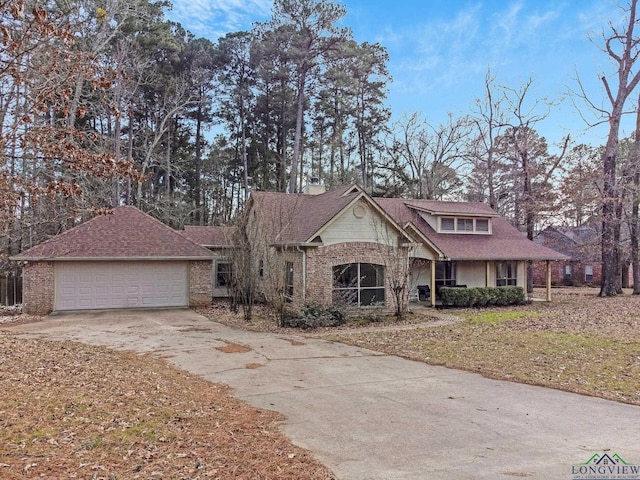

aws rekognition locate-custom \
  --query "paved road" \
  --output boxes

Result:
[5,309,640,479]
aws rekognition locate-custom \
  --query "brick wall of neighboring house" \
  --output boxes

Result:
[22,261,55,315]
[189,260,213,306]
[532,260,603,286]
[305,242,408,315]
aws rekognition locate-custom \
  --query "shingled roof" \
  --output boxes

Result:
[12,206,214,261]
[535,226,601,262]
[250,184,366,244]
[375,197,567,261]
[181,226,236,247]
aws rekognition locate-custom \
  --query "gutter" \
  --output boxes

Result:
[9,256,215,262]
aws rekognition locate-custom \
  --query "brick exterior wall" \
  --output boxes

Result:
[189,260,213,306]
[304,242,408,315]
[22,261,55,315]
[532,260,603,287]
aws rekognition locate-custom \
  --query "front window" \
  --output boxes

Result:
[333,263,385,306]
[563,264,572,279]
[439,216,491,233]
[476,218,489,232]
[496,262,517,286]
[585,265,593,282]
[285,262,294,300]
[441,218,455,231]
[435,261,456,292]
[457,218,474,231]
[216,261,232,288]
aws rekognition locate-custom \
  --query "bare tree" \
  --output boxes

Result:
[467,68,508,208]
[575,0,640,295]
[383,112,469,199]
[228,193,301,324]
[369,213,411,319]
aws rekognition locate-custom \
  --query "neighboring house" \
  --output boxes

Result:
[180,226,236,297]
[235,183,566,313]
[11,207,214,315]
[532,226,602,286]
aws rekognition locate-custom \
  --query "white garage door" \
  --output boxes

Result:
[55,261,188,310]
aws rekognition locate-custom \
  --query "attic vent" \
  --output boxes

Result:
[353,204,367,218]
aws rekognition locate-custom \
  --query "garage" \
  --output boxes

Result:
[55,261,188,310]
[12,206,214,315]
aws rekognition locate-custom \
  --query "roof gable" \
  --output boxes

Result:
[250,184,410,245]
[535,226,600,261]
[12,207,214,260]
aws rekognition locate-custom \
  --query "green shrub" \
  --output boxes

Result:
[282,304,346,329]
[440,286,525,308]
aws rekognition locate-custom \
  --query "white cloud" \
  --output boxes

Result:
[167,0,272,40]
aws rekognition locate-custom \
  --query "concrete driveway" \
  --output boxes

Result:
[6,308,640,479]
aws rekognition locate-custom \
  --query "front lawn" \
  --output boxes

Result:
[325,288,640,405]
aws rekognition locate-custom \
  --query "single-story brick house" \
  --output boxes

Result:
[11,207,214,315]
[532,225,602,286]
[12,184,568,316]
[196,183,567,313]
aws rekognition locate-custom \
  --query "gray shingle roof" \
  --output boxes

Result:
[12,206,214,260]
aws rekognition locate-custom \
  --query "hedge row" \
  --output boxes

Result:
[439,286,526,307]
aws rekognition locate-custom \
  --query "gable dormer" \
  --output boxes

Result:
[404,201,498,235]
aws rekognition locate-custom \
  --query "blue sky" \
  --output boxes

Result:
[166,0,631,152]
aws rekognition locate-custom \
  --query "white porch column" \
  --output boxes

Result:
[485,261,490,286]
[430,260,436,307]
[546,260,552,302]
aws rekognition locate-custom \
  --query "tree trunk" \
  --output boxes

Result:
[633,99,640,293]
[601,114,622,296]
[289,69,307,194]
[194,101,203,224]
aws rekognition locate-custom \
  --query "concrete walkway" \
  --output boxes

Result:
[5,308,640,480]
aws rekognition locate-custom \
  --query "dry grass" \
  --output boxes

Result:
[325,288,640,406]
[0,332,336,479]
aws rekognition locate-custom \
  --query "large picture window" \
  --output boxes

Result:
[333,263,385,306]
[496,261,517,286]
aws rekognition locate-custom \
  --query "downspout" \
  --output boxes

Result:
[297,246,306,303]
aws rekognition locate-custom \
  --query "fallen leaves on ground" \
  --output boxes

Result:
[326,288,640,406]
[0,334,336,479]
